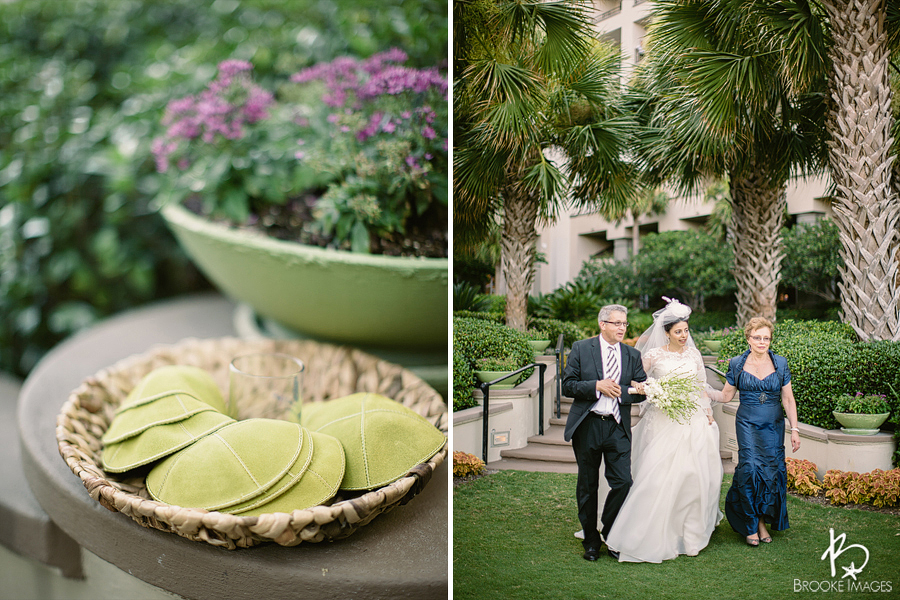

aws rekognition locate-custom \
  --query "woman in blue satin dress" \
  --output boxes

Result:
[720,317,801,547]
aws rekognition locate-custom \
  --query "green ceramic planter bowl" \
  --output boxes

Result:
[703,340,723,354]
[832,411,890,435]
[162,203,448,350]
[474,370,519,390]
[527,340,551,353]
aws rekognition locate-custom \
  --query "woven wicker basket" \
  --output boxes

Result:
[56,337,447,549]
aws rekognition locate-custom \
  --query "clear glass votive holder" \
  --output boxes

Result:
[228,353,304,421]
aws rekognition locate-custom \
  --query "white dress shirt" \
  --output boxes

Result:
[591,339,621,415]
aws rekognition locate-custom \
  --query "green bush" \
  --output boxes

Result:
[453,311,504,324]
[453,317,534,411]
[530,318,589,351]
[626,311,653,339]
[453,352,475,412]
[689,311,738,332]
[480,294,506,314]
[0,0,447,377]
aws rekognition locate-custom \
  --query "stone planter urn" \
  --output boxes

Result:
[703,339,723,355]
[832,411,891,436]
[162,202,448,351]
[527,340,551,354]
[474,370,519,390]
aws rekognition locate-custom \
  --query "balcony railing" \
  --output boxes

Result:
[596,1,622,21]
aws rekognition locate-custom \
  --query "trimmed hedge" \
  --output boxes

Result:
[452,317,534,412]
[530,318,589,351]
[453,311,504,324]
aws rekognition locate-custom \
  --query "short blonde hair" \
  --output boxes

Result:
[744,317,774,339]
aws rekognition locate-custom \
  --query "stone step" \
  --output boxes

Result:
[500,441,575,463]
[487,457,579,474]
[526,425,569,446]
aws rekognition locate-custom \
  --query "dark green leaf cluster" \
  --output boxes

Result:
[528,318,589,351]
[780,219,843,302]
[452,311,504,324]
[452,317,534,411]
[833,393,891,416]
[453,282,492,312]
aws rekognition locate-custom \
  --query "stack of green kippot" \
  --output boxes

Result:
[146,418,344,516]
[102,367,444,515]
[101,366,235,473]
[101,365,345,514]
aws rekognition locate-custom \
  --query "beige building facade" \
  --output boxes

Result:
[529,0,833,296]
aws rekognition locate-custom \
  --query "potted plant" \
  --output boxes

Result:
[832,393,891,435]
[474,356,523,390]
[151,52,448,352]
[526,329,551,354]
[698,327,734,355]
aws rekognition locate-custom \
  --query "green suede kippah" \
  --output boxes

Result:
[102,410,234,473]
[102,393,221,445]
[228,429,345,516]
[146,418,305,511]
[301,392,446,491]
[118,365,227,414]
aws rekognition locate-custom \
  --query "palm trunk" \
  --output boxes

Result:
[729,170,787,326]
[501,185,539,332]
[822,0,900,341]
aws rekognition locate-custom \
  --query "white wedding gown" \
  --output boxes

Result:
[604,346,723,562]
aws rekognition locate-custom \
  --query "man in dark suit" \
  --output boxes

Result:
[563,304,647,561]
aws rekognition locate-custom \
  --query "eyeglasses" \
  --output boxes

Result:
[749,335,771,343]
[602,321,629,328]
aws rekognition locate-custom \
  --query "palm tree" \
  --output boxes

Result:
[454,0,639,330]
[736,0,900,340]
[817,0,899,340]
[628,0,829,325]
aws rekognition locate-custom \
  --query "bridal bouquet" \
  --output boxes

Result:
[642,370,701,424]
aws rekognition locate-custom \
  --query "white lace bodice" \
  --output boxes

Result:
[643,346,711,413]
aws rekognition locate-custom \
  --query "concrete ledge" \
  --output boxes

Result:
[453,402,513,427]
[0,372,82,579]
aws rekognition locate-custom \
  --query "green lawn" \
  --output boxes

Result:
[453,471,900,600]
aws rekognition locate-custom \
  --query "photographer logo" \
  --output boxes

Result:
[821,528,868,580]
[793,528,892,593]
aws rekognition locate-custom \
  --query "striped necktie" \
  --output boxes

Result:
[607,345,621,424]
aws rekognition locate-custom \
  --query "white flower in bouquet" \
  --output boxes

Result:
[642,370,701,424]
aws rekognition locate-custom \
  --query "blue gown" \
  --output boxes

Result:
[724,350,791,536]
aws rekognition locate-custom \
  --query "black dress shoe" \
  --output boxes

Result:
[607,549,620,560]
[583,547,600,561]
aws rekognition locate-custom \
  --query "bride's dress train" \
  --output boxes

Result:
[604,346,723,563]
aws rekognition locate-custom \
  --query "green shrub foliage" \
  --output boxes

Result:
[452,317,534,411]
[529,318,589,350]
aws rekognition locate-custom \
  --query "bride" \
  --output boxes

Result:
[604,297,724,562]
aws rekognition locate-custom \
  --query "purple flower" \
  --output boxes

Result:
[356,111,384,142]
[218,59,253,77]
[421,126,436,140]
